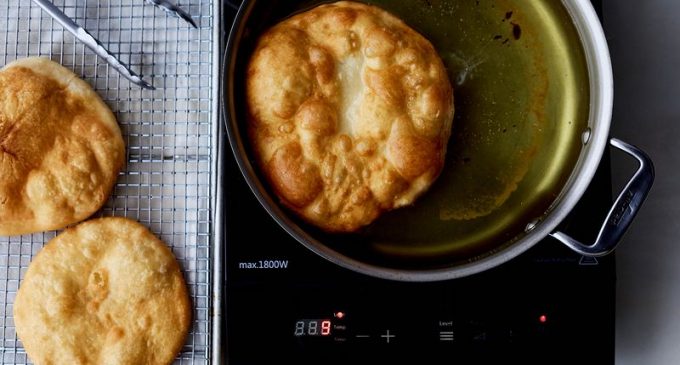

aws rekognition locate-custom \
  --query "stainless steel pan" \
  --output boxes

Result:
[222,0,654,281]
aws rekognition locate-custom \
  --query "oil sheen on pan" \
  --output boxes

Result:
[360,0,590,258]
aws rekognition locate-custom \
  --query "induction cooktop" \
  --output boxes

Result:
[221,1,612,364]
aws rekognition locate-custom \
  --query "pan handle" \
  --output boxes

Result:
[550,138,655,257]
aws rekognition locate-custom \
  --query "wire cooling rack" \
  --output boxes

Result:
[0,0,219,363]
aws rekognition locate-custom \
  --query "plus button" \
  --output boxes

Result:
[381,330,396,344]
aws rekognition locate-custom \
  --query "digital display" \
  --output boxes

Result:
[294,319,332,337]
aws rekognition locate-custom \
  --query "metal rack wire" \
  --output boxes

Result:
[0,0,217,363]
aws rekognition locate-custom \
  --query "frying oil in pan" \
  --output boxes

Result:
[234,0,590,265]
[352,0,591,260]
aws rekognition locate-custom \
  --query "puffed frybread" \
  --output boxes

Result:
[0,57,125,236]
[247,1,454,232]
[13,217,191,365]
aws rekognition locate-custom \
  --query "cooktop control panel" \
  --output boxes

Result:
[227,256,613,364]
[289,306,561,348]
[228,274,613,364]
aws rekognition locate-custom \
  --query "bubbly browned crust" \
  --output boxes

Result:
[247,1,454,232]
[0,57,125,236]
[14,217,192,365]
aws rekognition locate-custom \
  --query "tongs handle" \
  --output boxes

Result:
[145,0,198,28]
[30,0,155,90]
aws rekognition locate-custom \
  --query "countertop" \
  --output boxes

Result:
[604,1,680,364]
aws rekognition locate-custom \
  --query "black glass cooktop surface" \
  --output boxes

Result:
[222,1,611,364]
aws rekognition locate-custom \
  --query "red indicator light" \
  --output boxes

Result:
[539,315,547,323]
[335,311,345,319]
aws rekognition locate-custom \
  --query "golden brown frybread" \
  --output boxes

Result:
[13,217,191,365]
[0,57,125,236]
[247,1,454,232]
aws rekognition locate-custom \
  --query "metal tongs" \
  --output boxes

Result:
[31,0,198,90]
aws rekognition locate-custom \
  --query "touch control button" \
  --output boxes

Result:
[439,331,454,342]
[381,330,395,344]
